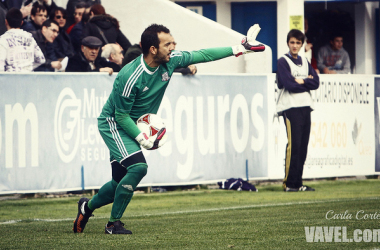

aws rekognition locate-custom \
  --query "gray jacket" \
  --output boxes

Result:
[317,44,351,74]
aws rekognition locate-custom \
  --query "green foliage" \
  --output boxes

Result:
[0,179,379,249]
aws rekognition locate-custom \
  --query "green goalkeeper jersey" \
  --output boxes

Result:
[98,47,233,138]
[99,50,192,122]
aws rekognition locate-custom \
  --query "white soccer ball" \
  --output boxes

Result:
[136,113,168,149]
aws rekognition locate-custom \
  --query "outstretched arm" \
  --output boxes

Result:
[190,24,265,64]
[190,47,233,64]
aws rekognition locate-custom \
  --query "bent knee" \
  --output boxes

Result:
[130,163,148,177]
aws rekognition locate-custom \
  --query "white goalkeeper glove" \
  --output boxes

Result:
[135,132,154,150]
[135,128,167,150]
[232,24,265,57]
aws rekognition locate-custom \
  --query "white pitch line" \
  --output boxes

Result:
[1,197,379,225]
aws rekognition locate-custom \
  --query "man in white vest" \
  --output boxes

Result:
[276,29,320,192]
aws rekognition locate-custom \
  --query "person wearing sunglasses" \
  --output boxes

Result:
[49,6,75,65]
[51,7,66,29]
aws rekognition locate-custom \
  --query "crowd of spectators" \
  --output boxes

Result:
[0,0,132,74]
[0,1,350,75]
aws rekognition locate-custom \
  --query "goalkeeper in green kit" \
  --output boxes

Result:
[73,23,265,234]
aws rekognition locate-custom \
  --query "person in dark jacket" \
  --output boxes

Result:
[32,19,62,71]
[83,4,131,53]
[21,3,47,32]
[66,2,86,34]
[66,36,115,74]
[69,4,91,52]
[49,6,75,60]
[276,29,319,192]
[65,0,100,27]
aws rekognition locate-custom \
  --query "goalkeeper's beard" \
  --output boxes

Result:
[153,51,170,64]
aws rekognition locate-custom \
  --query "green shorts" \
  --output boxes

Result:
[98,117,141,162]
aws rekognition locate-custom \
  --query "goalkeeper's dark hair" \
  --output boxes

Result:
[141,24,170,56]
[6,8,23,28]
[286,29,305,44]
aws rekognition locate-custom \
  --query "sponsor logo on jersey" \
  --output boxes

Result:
[161,72,170,82]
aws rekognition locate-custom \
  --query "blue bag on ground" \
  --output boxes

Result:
[217,178,258,192]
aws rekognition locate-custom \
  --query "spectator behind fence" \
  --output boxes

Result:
[83,4,131,53]
[66,2,86,34]
[317,33,351,74]
[21,3,47,32]
[32,19,62,71]
[101,43,123,72]
[50,6,75,61]
[66,36,114,75]
[0,8,45,72]
[69,4,90,52]
[65,0,100,27]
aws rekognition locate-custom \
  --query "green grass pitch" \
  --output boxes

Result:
[0,179,379,249]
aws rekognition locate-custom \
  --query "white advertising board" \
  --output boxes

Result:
[0,73,269,194]
[268,74,376,179]
[0,73,376,194]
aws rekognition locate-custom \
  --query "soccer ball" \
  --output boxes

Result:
[136,113,168,149]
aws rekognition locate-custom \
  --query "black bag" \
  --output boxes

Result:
[217,178,257,192]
